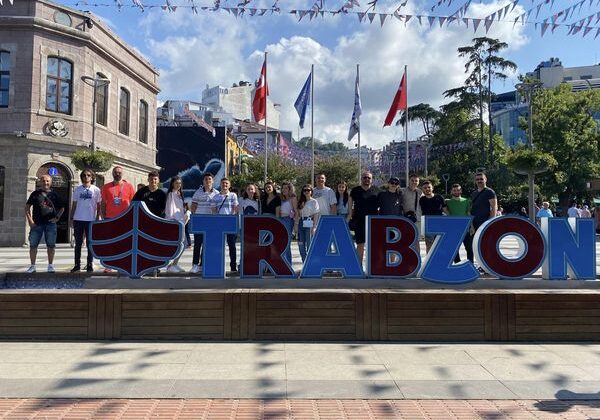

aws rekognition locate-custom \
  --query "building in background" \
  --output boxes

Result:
[492,58,600,147]
[202,83,281,129]
[0,0,159,246]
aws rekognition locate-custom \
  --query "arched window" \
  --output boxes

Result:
[46,56,73,114]
[95,72,108,126]
[119,87,130,135]
[0,166,5,220]
[138,100,148,144]
[0,51,9,108]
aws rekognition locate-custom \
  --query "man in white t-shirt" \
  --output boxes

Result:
[70,169,102,273]
[567,201,581,218]
[211,178,239,273]
[190,173,219,273]
[312,174,337,219]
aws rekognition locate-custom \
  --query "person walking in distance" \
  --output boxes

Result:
[190,173,219,274]
[313,174,337,220]
[445,183,472,263]
[165,176,188,273]
[348,171,379,264]
[100,166,135,220]
[469,172,498,263]
[211,178,240,273]
[567,201,581,218]
[132,171,167,218]
[70,169,101,273]
[25,175,65,273]
[419,180,448,253]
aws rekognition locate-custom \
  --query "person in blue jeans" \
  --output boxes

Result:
[297,184,320,263]
[280,181,298,267]
[25,174,65,273]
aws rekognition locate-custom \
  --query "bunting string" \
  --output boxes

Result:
[30,0,600,38]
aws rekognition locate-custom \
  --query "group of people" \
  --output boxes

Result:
[25,165,506,274]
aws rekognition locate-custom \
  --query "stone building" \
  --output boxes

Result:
[0,0,159,246]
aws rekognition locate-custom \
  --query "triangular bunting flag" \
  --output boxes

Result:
[405,14,412,23]
[473,18,481,32]
[438,16,446,26]
[484,17,493,32]
[368,12,376,22]
[562,7,570,21]
[428,15,435,26]
[504,4,510,15]
[497,9,503,20]
[298,10,308,20]
[358,12,366,21]
[513,16,519,27]
[223,7,231,13]
[596,11,600,23]
[259,8,267,15]
[379,13,387,26]
[541,21,549,35]
[552,23,559,31]
[490,12,496,21]
[583,26,593,36]
[232,8,239,16]
[393,12,403,21]
[464,17,470,27]
[417,15,422,24]
[447,16,456,23]
[309,10,316,19]
[320,11,324,17]
[595,28,600,38]
[535,4,542,18]
[510,0,519,12]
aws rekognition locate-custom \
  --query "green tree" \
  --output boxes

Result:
[444,37,517,166]
[396,103,442,136]
[229,155,303,189]
[529,84,600,208]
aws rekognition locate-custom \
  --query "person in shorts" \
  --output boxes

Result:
[25,174,64,273]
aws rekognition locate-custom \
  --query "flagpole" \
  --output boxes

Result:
[404,64,409,188]
[263,51,268,184]
[311,64,315,184]
[357,63,361,184]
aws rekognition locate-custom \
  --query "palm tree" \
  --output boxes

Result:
[396,103,442,136]
[444,37,517,166]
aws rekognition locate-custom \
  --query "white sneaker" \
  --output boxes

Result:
[190,264,201,274]
[47,264,55,273]
[167,265,179,273]
[26,265,36,273]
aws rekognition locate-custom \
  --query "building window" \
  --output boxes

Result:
[0,51,9,108]
[563,76,573,81]
[581,75,593,80]
[46,57,72,114]
[0,166,4,220]
[118,88,130,135]
[95,73,108,126]
[138,100,148,144]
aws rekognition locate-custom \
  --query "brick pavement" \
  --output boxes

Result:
[2,399,600,419]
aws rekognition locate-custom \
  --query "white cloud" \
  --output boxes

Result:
[141,0,528,148]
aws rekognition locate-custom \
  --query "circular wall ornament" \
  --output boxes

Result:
[53,11,72,27]
[47,119,69,137]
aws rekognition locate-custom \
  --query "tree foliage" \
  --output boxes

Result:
[396,103,442,135]
[529,84,600,204]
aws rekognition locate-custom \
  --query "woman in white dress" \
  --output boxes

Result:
[165,176,188,272]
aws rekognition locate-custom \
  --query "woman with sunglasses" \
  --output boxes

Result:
[297,184,320,263]
[165,176,188,273]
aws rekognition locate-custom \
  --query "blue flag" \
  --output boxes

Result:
[294,72,312,129]
[348,70,362,141]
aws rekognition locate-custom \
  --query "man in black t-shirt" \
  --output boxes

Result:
[25,174,65,273]
[469,172,497,262]
[419,180,447,252]
[378,177,403,216]
[348,171,379,264]
[132,171,167,217]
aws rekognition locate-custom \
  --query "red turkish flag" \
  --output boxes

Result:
[383,73,407,127]
[252,59,269,123]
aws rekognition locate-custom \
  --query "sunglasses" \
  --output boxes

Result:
[303,189,312,192]
[362,176,372,179]
[389,181,399,185]
[82,174,92,178]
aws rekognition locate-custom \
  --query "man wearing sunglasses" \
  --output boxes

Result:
[348,171,379,264]
[377,177,403,216]
[70,169,101,273]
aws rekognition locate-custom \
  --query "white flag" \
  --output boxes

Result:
[347,70,362,142]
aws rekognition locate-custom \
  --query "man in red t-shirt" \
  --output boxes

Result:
[100,166,135,219]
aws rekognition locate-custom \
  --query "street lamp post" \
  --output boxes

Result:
[81,75,110,151]
[515,79,543,223]
[442,173,450,196]
[234,134,248,175]
[417,134,432,178]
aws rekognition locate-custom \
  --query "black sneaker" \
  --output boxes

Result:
[70,265,81,273]
[85,264,93,273]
